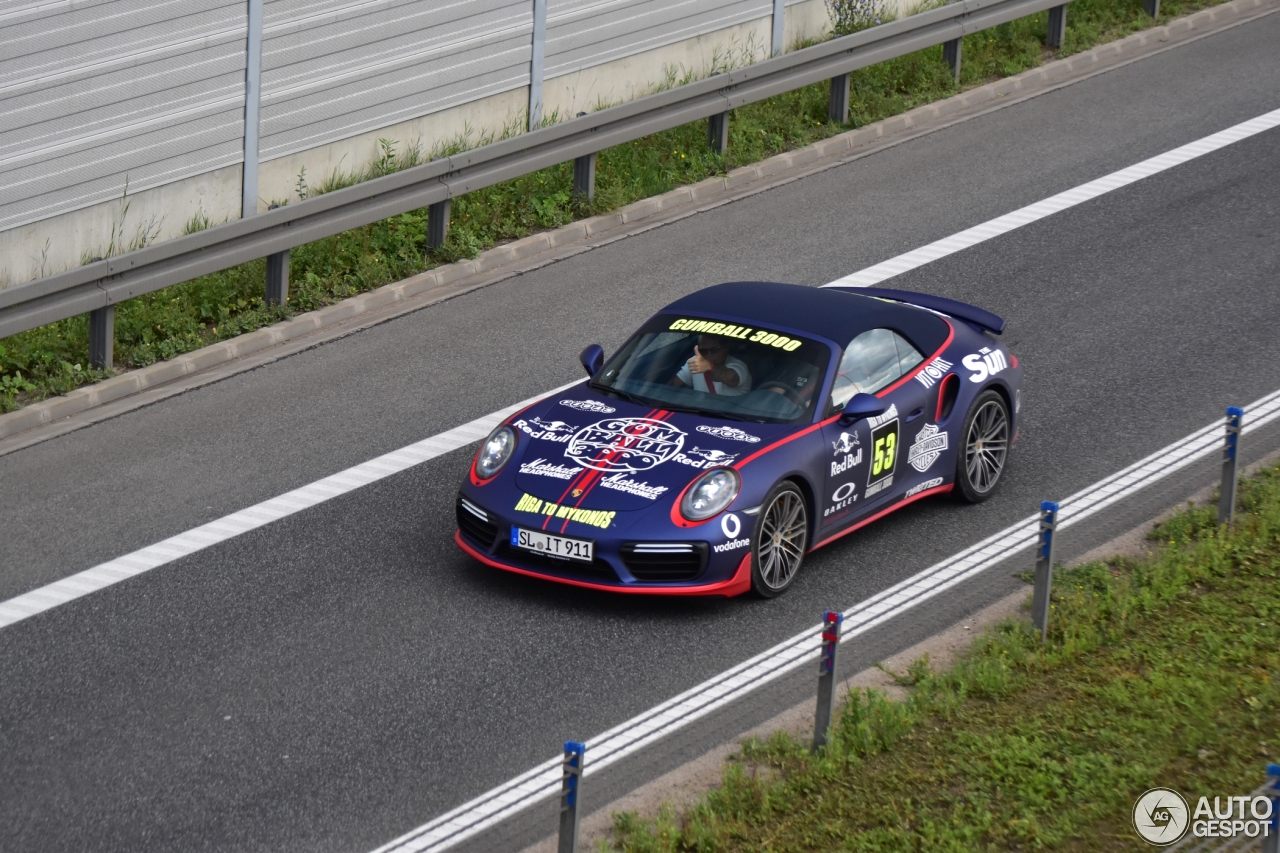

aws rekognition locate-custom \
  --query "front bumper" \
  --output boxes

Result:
[454,495,752,597]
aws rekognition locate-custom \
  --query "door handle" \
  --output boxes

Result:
[906,407,925,422]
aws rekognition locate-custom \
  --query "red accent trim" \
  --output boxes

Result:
[455,531,752,597]
[810,483,953,550]
[935,372,959,422]
[735,324,956,472]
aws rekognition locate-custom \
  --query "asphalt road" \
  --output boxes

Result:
[3,12,1280,852]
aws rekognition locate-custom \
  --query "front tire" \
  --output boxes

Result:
[954,389,1010,503]
[750,481,809,597]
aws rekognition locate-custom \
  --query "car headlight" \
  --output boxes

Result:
[475,425,516,479]
[680,467,741,521]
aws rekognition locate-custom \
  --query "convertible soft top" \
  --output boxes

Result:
[664,281,952,355]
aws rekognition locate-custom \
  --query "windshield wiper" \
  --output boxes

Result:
[590,383,645,405]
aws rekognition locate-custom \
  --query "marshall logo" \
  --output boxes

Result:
[907,423,949,473]
[565,417,686,473]
[514,417,577,443]
[831,431,859,455]
[696,425,761,443]
[518,458,582,480]
[559,399,616,414]
[674,446,739,469]
[599,473,668,500]
[915,356,954,389]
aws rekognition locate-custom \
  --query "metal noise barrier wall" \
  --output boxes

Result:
[0,0,1075,342]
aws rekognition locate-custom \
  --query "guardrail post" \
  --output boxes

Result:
[558,741,586,853]
[1142,0,1160,16]
[813,610,843,751]
[573,153,597,201]
[1263,764,1280,853]
[1031,500,1059,643]
[828,73,850,124]
[942,38,962,84]
[1219,406,1244,525]
[708,111,729,155]
[1046,5,1066,48]
[427,199,451,251]
[85,256,113,370]
[88,304,114,370]
[265,204,289,306]
[571,113,597,201]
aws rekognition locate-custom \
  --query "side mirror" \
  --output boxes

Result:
[837,392,888,426]
[579,344,604,378]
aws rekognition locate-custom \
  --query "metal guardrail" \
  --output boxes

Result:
[0,0,1077,359]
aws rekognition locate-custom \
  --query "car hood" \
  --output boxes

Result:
[509,384,801,512]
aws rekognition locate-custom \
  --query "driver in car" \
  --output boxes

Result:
[669,333,752,396]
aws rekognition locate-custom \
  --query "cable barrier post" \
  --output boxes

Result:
[558,740,586,853]
[1031,500,1059,643]
[1219,406,1244,526]
[813,610,843,751]
[1263,763,1280,853]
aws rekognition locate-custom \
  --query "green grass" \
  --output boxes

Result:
[601,466,1280,852]
[0,0,1231,413]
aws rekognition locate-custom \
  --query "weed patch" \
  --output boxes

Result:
[603,467,1280,851]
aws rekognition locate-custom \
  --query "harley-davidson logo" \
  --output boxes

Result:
[907,423,949,473]
[565,418,686,473]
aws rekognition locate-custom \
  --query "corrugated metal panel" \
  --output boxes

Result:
[0,0,246,232]
[259,0,533,160]
[544,0,772,80]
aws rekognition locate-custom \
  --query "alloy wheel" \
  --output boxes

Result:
[756,488,808,591]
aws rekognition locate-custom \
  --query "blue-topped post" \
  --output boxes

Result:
[1263,764,1279,853]
[1219,406,1244,526]
[558,741,586,853]
[813,610,843,751]
[1031,501,1059,643]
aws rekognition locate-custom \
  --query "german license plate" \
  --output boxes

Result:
[511,527,594,563]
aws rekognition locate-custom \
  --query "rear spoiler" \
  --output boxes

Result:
[829,286,1005,335]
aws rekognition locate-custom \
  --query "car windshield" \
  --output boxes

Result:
[591,315,831,424]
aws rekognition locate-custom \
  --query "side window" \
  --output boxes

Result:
[892,332,924,376]
[829,328,902,412]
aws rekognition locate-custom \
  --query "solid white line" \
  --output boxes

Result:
[0,380,579,630]
[822,107,1280,289]
[371,387,1280,853]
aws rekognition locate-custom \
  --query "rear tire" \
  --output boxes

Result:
[750,481,809,597]
[954,389,1010,503]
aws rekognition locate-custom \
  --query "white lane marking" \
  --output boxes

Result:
[0,380,580,629]
[371,386,1280,853]
[0,102,1274,837]
[823,107,1280,289]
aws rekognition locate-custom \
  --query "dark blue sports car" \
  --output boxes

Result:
[455,281,1022,597]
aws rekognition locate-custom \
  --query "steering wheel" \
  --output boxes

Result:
[755,381,806,407]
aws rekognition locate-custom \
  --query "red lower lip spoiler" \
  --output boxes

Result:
[455,531,753,597]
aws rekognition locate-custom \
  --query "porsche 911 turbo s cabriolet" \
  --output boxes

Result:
[455,281,1021,598]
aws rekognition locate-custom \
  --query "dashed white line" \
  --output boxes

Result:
[822,107,1280,289]
[0,380,579,629]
